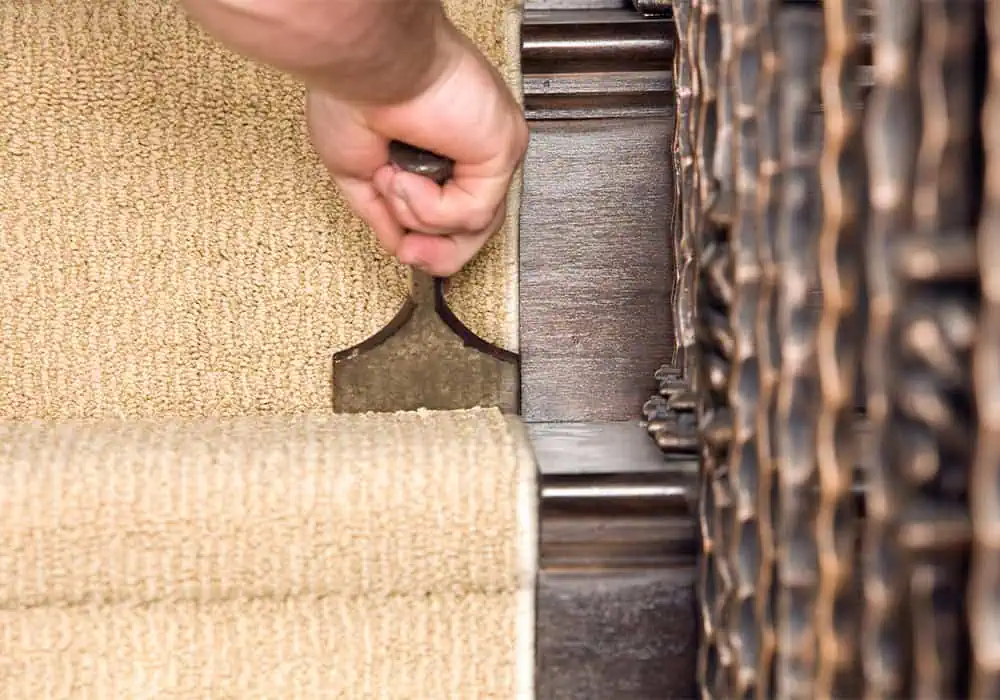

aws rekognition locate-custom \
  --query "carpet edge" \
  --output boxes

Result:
[508,414,538,700]
[503,4,525,355]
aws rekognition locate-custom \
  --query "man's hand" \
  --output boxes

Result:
[181,0,528,277]
[306,27,528,277]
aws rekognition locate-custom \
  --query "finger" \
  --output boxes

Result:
[396,206,505,277]
[335,177,405,256]
[372,164,463,237]
[392,168,512,235]
[383,187,463,238]
[306,90,390,180]
[371,162,399,194]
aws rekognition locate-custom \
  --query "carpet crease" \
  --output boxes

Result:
[0,408,537,699]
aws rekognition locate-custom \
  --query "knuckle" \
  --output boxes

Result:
[465,205,497,233]
[513,123,530,159]
[411,204,441,230]
[503,120,530,165]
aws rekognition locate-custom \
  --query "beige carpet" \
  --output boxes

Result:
[0,408,538,698]
[0,4,534,695]
[0,0,523,421]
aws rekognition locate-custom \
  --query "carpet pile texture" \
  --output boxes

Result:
[0,0,522,420]
[0,409,537,698]
[0,0,533,697]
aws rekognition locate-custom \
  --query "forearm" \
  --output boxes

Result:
[180,0,457,104]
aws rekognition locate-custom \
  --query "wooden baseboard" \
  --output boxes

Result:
[530,419,698,699]
[518,6,698,697]
[519,7,676,423]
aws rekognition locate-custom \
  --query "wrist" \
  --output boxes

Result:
[346,12,466,107]
[182,0,464,107]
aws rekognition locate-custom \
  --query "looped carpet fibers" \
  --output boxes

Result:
[0,0,523,420]
[0,0,534,696]
[0,408,538,698]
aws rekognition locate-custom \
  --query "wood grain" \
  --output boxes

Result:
[536,570,700,700]
[522,8,674,120]
[528,421,672,474]
[631,0,673,15]
[524,72,672,121]
[526,0,630,10]
[531,421,698,570]
[518,7,696,697]
[519,117,675,422]
[530,420,699,695]
[523,10,673,74]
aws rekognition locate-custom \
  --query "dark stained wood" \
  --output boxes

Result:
[528,420,672,474]
[518,5,695,698]
[631,0,673,15]
[519,117,675,422]
[521,9,673,119]
[524,71,672,120]
[536,570,700,700]
[541,512,697,570]
[522,10,674,74]
[531,421,698,569]
[540,470,697,570]
[526,0,629,10]
[529,421,699,696]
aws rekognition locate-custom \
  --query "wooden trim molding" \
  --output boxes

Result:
[531,420,699,699]
[532,422,697,571]
[523,8,674,120]
[518,5,699,697]
[525,0,631,10]
[518,7,677,423]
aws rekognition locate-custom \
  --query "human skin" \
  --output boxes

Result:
[180,0,529,276]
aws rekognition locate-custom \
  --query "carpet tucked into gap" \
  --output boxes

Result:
[0,0,522,420]
[0,408,538,698]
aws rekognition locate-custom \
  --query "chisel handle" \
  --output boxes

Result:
[387,140,455,308]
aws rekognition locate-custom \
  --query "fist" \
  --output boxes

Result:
[307,26,529,277]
